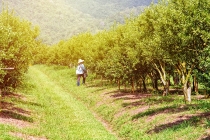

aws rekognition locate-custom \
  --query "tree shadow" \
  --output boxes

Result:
[111,91,152,100]
[147,112,210,134]
[132,102,210,121]
[15,99,43,107]
[1,101,31,116]
[0,92,34,123]
[2,92,23,98]
[0,110,33,123]
[115,93,175,108]
[201,135,210,140]
[132,105,180,120]
[104,89,180,109]
[2,91,43,107]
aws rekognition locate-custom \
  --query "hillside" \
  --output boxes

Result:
[65,0,157,19]
[1,0,157,45]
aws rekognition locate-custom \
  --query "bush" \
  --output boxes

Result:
[0,9,39,90]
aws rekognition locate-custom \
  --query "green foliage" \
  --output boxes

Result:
[0,9,39,89]
[34,0,210,92]
[194,45,210,92]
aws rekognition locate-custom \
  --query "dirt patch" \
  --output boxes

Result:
[131,106,150,116]
[0,117,32,129]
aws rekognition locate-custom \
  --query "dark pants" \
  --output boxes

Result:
[77,74,85,86]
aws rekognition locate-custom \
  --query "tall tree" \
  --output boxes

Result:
[167,0,210,102]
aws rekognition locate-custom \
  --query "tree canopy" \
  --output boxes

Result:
[33,0,210,102]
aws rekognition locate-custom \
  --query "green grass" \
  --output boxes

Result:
[1,65,210,140]
[0,124,21,140]
[1,65,117,140]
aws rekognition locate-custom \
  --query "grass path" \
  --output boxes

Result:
[2,65,209,140]
[21,65,117,140]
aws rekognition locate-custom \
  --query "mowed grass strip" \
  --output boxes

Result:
[21,65,117,140]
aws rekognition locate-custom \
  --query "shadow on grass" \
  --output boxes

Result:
[129,97,210,135]
[1,101,31,116]
[111,91,152,99]
[110,91,176,108]
[122,96,176,108]
[201,135,210,140]
[2,91,43,107]
[0,110,33,123]
[0,92,34,123]
[147,112,210,134]
[132,105,180,120]
[15,100,43,107]
[132,102,210,121]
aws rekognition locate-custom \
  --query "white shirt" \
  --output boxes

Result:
[76,64,85,74]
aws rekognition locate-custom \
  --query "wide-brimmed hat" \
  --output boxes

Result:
[78,59,84,64]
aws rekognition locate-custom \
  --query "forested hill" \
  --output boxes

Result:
[1,0,157,45]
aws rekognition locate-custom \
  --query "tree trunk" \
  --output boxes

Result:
[148,72,159,91]
[193,76,198,93]
[153,77,159,91]
[142,78,147,92]
[118,79,121,91]
[139,79,142,92]
[154,61,168,94]
[183,82,191,103]
[173,74,179,85]
[132,80,135,94]
[150,76,159,91]
[163,80,169,96]
[176,62,193,103]
[101,76,103,86]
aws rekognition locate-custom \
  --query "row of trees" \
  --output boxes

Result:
[0,10,39,91]
[1,0,209,103]
[34,0,210,103]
